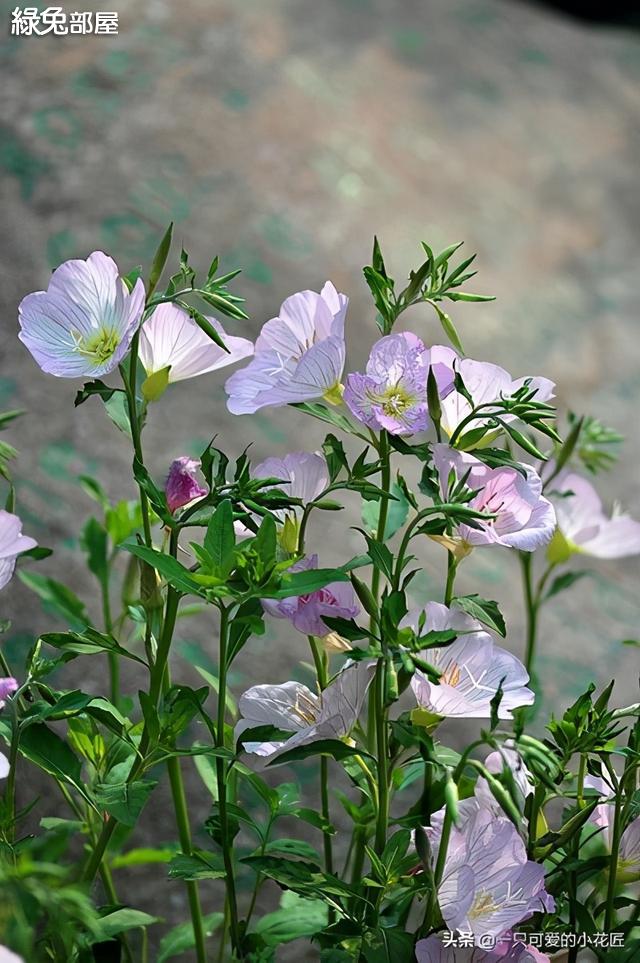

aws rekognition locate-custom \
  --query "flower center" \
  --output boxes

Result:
[440,661,461,687]
[294,691,319,725]
[468,889,499,919]
[75,327,120,363]
[380,386,412,416]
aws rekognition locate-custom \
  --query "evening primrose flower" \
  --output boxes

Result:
[401,603,534,719]
[415,934,549,962]
[235,659,374,762]
[225,282,348,413]
[0,510,37,591]
[344,333,454,436]
[432,445,555,559]
[262,554,359,638]
[547,471,640,563]
[165,457,207,514]
[584,774,640,882]
[247,451,329,550]
[426,804,554,943]
[432,349,555,443]
[138,302,253,400]
[18,251,145,378]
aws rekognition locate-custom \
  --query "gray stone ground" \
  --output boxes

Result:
[1,0,639,958]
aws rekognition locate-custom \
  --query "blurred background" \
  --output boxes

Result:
[2,0,640,955]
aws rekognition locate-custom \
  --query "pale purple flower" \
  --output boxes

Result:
[225,282,347,414]
[432,445,555,555]
[415,935,549,962]
[401,603,533,719]
[18,252,145,378]
[165,457,207,514]
[434,350,555,442]
[262,554,359,638]
[344,333,455,436]
[548,471,640,561]
[0,677,18,710]
[0,510,37,591]
[0,947,24,963]
[426,805,554,942]
[475,743,534,814]
[235,659,374,762]
[252,451,329,520]
[138,302,253,390]
[584,774,640,881]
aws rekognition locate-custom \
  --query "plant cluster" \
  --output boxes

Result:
[0,229,639,962]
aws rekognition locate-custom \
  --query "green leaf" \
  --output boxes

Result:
[254,891,327,946]
[268,739,372,767]
[124,543,205,597]
[19,571,89,631]
[241,855,364,904]
[19,723,86,796]
[148,221,173,297]
[544,570,590,600]
[41,628,147,665]
[110,847,175,869]
[104,391,134,438]
[361,483,409,539]
[203,499,235,572]
[168,851,226,881]
[92,909,158,942]
[158,912,223,963]
[269,567,349,599]
[452,594,506,637]
[80,517,108,585]
[74,380,120,408]
[93,778,157,827]
[263,838,321,862]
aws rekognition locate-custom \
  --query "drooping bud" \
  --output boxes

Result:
[165,457,207,514]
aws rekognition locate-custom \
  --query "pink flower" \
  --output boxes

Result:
[138,302,253,395]
[344,333,454,436]
[225,282,348,413]
[0,510,37,591]
[0,677,18,710]
[18,252,145,378]
[432,445,555,555]
[431,349,555,443]
[401,603,533,719]
[426,804,554,943]
[262,555,359,638]
[165,457,207,514]
[252,451,329,519]
[235,659,374,762]
[548,471,640,562]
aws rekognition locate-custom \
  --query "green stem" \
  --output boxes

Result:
[121,335,152,548]
[604,765,624,932]
[100,566,120,709]
[520,553,539,676]
[444,553,457,606]
[166,748,207,963]
[82,537,181,883]
[216,604,242,959]
[309,637,334,879]
[372,432,391,858]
